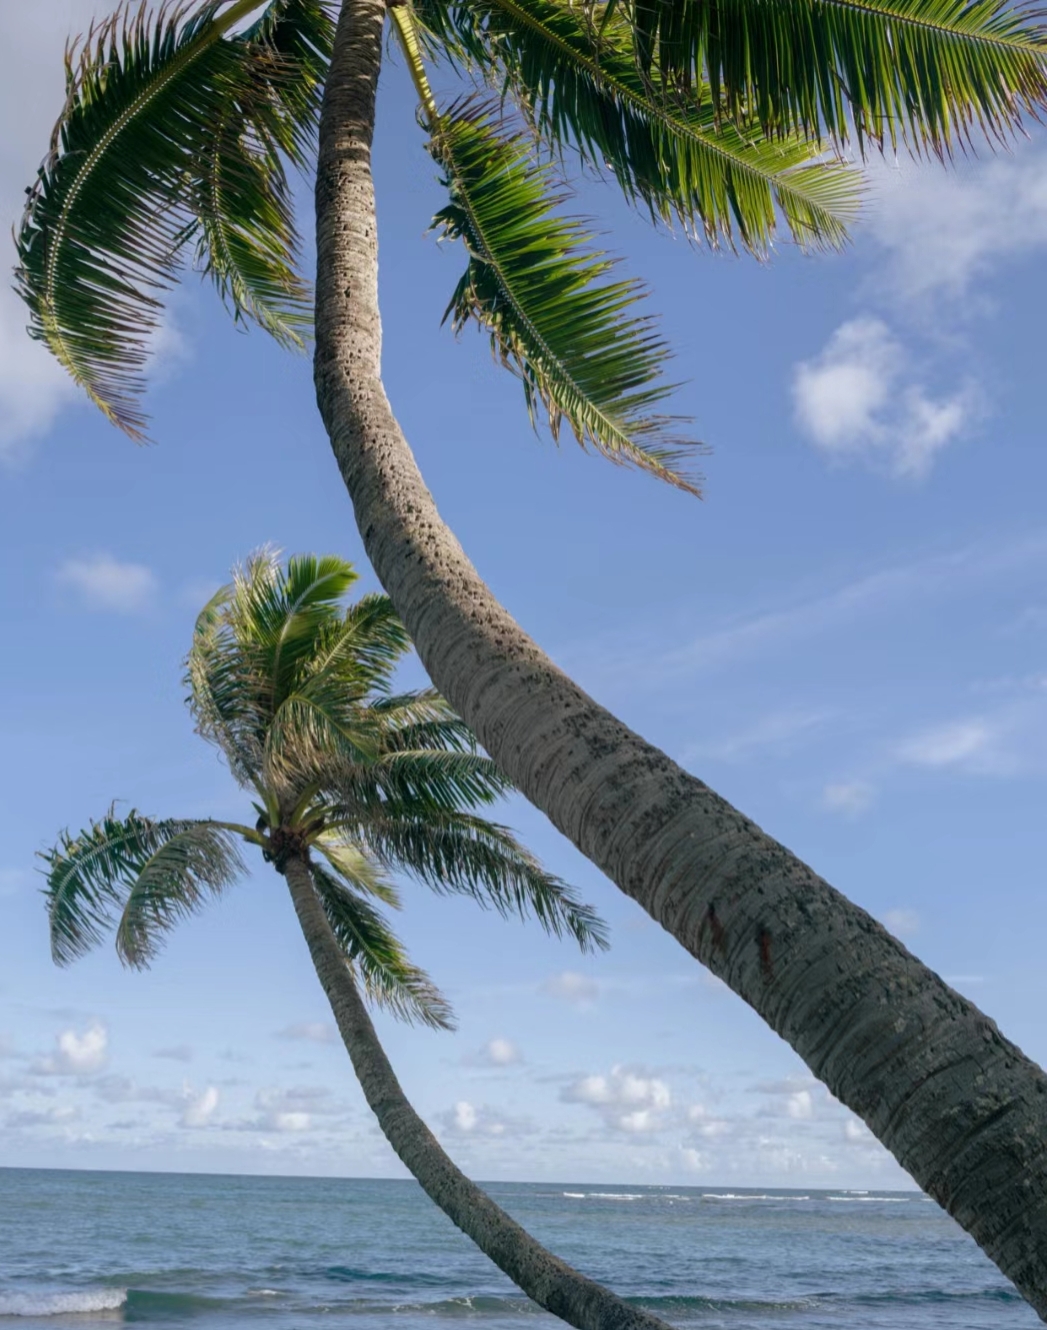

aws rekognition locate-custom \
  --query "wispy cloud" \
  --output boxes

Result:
[822,781,876,816]
[180,1086,219,1129]
[686,709,829,765]
[868,147,1047,305]
[57,554,158,614]
[882,909,920,939]
[275,1022,337,1045]
[541,972,600,1006]
[897,717,1002,773]
[793,318,971,480]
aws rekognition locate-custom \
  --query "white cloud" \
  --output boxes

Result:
[897,718,996,770]
[542,971,599,1005]
[181,1086,219,1128]
[57,554,157,614]
[478,1038,521,1067]
[441,1100,524,1138]
[275,1022,337,1045]
[822,781,876,816]
[793,318,970,480]
[786,1090,814,1121]
[869,147,1047,303]
[882,908,920,939]
[686,1103,731,1138]
[562,1065,671,1134]
[38,1023,108,1076]
[453,1100,477,1132]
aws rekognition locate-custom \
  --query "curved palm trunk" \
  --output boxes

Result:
[282,853,677,1330]
[312,0,1047,1314]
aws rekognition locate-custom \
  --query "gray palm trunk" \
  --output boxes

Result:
[312,0,1047,1315]
[281,852,675,1330]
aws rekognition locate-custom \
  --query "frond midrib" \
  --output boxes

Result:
[435,119,644,457]
[485,0,845,207]
[39,0,264,381]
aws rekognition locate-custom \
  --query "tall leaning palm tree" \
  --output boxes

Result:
[15,0,1047,1312]
[43,549,681,1330]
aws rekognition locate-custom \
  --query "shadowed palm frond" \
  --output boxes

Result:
[330,804,609,953]
[41,809,248,967]
[430,98,702,494]
[414,0,861,253]
[310,861,455,1028]
[611,0,1047,151]
[15,0,331,438]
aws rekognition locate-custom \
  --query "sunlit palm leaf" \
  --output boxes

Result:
[332,804,609,952]
[42,809,247,967]
[612,0,1047,151]
[415,0,860,252]
[431,99,701,493]
[311,861,454,1028]
[15,0,329,438]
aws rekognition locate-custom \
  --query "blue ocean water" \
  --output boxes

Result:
[0,1169,1036,1329]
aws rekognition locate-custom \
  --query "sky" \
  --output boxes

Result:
[1,2,1047,1193]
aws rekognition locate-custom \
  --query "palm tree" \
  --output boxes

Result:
[15,0,1047,1312]
[42,548,682,1330]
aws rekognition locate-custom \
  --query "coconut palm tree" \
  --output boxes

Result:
[16,1,1047,1313]
[42,549,682,1330]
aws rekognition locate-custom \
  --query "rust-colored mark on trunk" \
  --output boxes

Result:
[699,902,727,957]
[758,926,773,982]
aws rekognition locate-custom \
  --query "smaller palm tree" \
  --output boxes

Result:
[41,550,673,1330]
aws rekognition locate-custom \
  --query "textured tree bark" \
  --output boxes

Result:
[312,0,1047,1315]
[282,852,677,1330]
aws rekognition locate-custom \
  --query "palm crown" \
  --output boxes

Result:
[42,551,605,1027]
[19,0,1046,491]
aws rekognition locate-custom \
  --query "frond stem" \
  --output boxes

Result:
[388,2,439,123]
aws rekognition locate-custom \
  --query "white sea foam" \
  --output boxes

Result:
[827,1195,909,1203]
[561,1192,645,1201]
[0,1291,127,1318]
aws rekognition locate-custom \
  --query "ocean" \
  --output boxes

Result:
[0,1169,1036,1329]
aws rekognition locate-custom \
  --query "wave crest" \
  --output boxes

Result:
[0,1292,127,1319]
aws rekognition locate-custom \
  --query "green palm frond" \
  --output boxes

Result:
[15,0,331,438]
[187,551,388,784]
[332,804,609,953]
[41,808,248,967]
[611,0,1047,151]
[314,835,402,906]
[430,98,701,494]
[310,861,454,1028]
[414,0,860,252]
[370,690,478,750]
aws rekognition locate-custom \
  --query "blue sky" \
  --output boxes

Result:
[1,2,1046,1190]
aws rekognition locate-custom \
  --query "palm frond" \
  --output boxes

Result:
[314,835,402,906]
[15,0,330,437]
[429,97,702,495]
[187,550,376,785]
[332,805,609,953]
[415,0,861,252]
[41,808,247,967]
[310,861,454,1029]
[611,0,1047,152]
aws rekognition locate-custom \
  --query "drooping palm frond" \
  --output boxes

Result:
[41,809,249,967]
[610,0,1047,152]
[414,0,861,252]
[15,0,331,437]
[429,99,701,494]
[332,803,609,953]
[310,861,455,1028]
